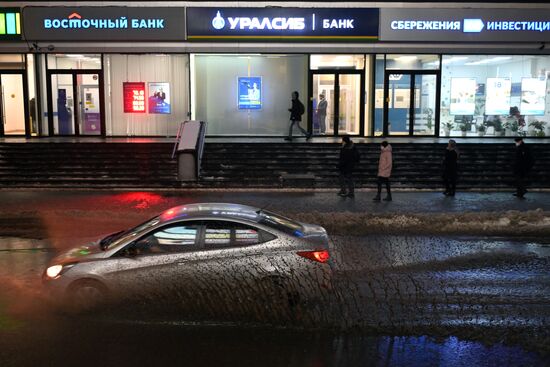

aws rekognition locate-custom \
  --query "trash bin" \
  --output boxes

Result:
[174,120,206,181]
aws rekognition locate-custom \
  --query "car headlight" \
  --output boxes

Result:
[46,265,63,278]
[45,264,76,279]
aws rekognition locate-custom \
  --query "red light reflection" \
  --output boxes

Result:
[112,192,164,209]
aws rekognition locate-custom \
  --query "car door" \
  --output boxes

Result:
[108,220,202,302]
[183,220,278,305]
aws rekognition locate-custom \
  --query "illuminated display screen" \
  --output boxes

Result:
[521,78,547,116]
[485,77,511,115]
[0,9,21,39]
[148,82,171,114]
[238,76,262,110]
[123,82,146,113]
[450,77,476,115]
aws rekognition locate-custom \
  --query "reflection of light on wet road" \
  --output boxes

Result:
[110,192,165,209]
[0,235,548,364]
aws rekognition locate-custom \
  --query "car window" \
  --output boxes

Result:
[203,221,276,249]
[104,216,160,250]
[128,223,200,256]
[204,222,232,247]
[257,210,304,237]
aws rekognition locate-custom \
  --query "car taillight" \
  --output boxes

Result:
[297,250,330,263]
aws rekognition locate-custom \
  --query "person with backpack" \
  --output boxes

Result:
[337,136,360,198]
[513,137,534,199]
[285,91,311,141]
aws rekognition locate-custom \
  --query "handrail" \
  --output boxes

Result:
[171,122,185,159]
[195,121,207,178]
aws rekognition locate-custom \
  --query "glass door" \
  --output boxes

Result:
[384,71,439,136]
[312,74,335,135]
[47,71,104,136]
[0,73,26,135]
[311,71,364,136]
[50,73,75,135]
[77,74,101,136]
[338,74,361,135]
[385,73,411,136]
[413,74,437,135]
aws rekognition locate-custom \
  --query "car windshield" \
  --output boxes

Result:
[257,210,304,236]
[101,216,160,250]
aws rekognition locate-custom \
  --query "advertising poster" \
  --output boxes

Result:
[450,77,477,115]
[485,78,511,115]
[148,82,171,114]
[238,77,262,110]
[123,82,146,113]
[521,78,547,115]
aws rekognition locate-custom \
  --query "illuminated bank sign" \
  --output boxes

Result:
[187,8,379,41]
[22,7,185,41]
[380,9,550,42]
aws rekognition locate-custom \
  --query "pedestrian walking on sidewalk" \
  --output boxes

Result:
[285,91,311,141]
[373,141,393,202]
[513,137,534,199]
[442,139,459,196]
[337,136,360,198]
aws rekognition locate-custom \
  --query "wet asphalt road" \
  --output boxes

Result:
[1,190,550,215]
[0,235,549,366]
[0,191,549,366]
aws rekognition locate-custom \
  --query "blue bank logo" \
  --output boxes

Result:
[212,11,225,30]
[463,18,485,33]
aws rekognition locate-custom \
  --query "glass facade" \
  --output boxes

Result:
[386,54,440,70]
[440,55,550,138]
[47,54,101,70]
[3,50,550,139]
[46,54,103,136]
[104,54,189,136]
[191,54,307,136]
[310,55,365,70]
[374,54,440,136]
[0,54,35,136]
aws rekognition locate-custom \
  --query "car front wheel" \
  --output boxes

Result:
[67,279,108,312]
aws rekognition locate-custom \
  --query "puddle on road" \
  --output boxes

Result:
[2,319,543,367]
[0,235,549,363]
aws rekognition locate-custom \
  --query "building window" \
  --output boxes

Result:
[310,54,365,70]
[191,54,308,136]
[0,54,25,69]
[374,54,385,136]
[103,54,189,136]
[440,55,550,137]
[385,54,440,70]
[47,54,101,70]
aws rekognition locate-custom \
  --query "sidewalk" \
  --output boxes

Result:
[0,190,549,244]
[0,190,549,214]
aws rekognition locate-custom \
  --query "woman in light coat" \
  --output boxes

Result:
[373,141,393,201]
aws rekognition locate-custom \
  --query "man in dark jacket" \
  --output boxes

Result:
[337,136,360,198]
[285,91,311,141]
[442,139,459,196]
[513,137,534,198]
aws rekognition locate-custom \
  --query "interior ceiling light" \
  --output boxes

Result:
[465,56,512,65]
[395,55,418,62]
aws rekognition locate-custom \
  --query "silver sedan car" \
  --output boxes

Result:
[43,203,333,313]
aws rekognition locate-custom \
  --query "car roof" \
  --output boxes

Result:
[159,203,263,224]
